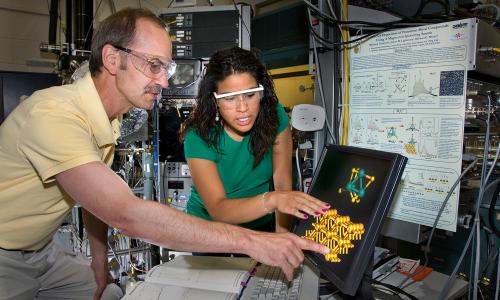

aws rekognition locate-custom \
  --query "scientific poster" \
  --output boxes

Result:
[347,19,474,231]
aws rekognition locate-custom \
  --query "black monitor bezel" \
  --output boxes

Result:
[296,144,407,296]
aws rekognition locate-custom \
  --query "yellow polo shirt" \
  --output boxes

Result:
[0,72,121,250]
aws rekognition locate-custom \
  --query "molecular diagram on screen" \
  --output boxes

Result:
[338,168,375,203]
[303,209,365,263]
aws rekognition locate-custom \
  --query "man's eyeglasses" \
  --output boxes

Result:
[213,85,264,108]
[113,45,176,80]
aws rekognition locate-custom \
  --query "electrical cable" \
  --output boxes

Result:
[340,0,349,145]
[304,0,338,24]
[303,2,496,295]
[495,252,499,300]
[307,24,335,49]
[484,221,491,259]
[473,94,495,299]
[397,157,479,290]
[304,0,405,28]
[473,178,500,240]
[152,101,161,201]
[474,211,481,299]
[306,2,389,147]
[296,145,303,191]
[308,2,495,292]
[340,29,391,48]
[306,12,339,41]
[440,95,500,299]
[480,95,492,189]
[303,0,407,28]
[368,277,419,300]
[424,157,480,267]
[306,7,337,145]
[304,0,396,51]
[482,95,500,190]
[372,286,400,297]
[313,39,337,145]
[471,4,500,26]
[306,0,453,29]
[326,0,338,20]
[481,249,499,282]
[309,31,335,49]
[438,221,477,300]
[467,226,475,298]
[108,241,124,270]
[488,181,500,237]
[333,0,344,141]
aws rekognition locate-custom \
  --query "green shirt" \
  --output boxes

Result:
[184,103,289,229]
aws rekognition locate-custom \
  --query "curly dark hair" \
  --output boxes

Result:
[180,47,279,167]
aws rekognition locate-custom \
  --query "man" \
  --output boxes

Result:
[0,8,329,300]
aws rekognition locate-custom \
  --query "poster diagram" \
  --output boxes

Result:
[348,20,471,231]
[350,66,465,109]
[409,70,439,98]
[389,164,459,228]
[348,113,462,162]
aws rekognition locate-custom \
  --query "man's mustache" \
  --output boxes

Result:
[144,85,162,94]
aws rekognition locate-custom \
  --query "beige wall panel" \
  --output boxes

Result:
[0,1,61,73]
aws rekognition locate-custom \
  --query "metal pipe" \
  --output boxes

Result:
[49,0,58,44]
[66,0,72,49]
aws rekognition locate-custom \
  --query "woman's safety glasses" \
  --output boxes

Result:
[213,84,264,109]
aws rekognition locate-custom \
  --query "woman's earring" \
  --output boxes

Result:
[215,109,220,122]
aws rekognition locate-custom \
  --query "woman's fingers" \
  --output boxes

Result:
[273,191,330,218]
[293,193,329,217]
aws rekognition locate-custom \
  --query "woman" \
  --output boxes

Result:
[180,47,329,234]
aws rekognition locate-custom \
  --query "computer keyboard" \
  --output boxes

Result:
[247,264,304,300]
[240,259,319,300]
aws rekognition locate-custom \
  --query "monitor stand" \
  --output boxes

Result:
[341,254,374,300]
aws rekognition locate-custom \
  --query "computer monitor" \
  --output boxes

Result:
[162,59,204,98]
[293,144,407,296]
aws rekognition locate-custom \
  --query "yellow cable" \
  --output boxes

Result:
[341,0,350,145]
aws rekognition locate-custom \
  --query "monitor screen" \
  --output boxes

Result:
[293,145,407,296]
[168,63,195,87]
[163,59,204,98]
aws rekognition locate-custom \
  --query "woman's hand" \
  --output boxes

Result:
[265,191,330,219]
